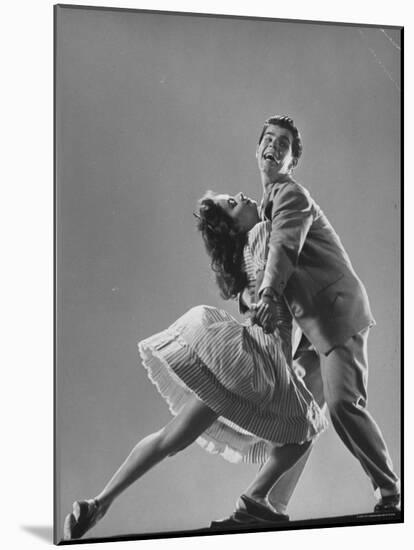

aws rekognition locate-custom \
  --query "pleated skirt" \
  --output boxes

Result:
[138,305,327,464]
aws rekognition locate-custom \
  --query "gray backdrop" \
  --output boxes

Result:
[55,6,401,540]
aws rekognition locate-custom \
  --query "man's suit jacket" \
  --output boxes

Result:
[258,178,374,355]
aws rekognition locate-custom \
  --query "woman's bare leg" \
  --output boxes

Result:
[64,394,218,541]
[93,395,218,512]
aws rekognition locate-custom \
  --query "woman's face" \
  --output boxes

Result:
[214,192,260,233]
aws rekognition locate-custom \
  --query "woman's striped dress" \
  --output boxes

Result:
[138,222,327,464]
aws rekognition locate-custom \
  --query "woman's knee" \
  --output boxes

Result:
[157,424,194,456]
[156,397,216,456]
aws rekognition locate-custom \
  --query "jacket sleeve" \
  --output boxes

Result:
[259,183,315,296]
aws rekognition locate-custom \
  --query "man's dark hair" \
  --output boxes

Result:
[258,115,303,161]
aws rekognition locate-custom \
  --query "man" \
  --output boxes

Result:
[251,115,400,517]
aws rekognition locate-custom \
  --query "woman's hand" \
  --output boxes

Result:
[250,297,279,333]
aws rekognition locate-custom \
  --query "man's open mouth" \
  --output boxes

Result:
[264,152,279,163]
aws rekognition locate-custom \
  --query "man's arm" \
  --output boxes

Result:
[259,182,315,297]
[252,183,314,333]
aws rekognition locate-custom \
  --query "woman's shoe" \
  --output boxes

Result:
[63,498,102,540]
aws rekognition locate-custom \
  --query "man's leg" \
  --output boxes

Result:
[267,350,325,513]
[211,441,312,528]
[320,327,399,499]
[266,444,312,514]
[242,441,312,510]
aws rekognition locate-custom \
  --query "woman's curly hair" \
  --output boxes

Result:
[195,191,248,300]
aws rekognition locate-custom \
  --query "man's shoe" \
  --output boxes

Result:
[374,493,401,513]
[235,494,290,522]
[210,494,289,530]
[210,514,244,529]
[210,512,288,530]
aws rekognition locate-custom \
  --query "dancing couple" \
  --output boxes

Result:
[63,116,400,540]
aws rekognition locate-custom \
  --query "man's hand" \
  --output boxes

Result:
[250,295,280,334]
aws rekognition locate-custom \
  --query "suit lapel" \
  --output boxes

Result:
[260,177,296,220]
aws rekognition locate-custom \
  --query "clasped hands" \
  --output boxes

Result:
[249,294,284,334]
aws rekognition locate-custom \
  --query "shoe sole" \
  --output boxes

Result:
[63,513,77,540]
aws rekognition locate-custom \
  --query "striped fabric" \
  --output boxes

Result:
[241,221,293,359]
[138,222,328,464]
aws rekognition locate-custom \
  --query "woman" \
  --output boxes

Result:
[63,191,327,540]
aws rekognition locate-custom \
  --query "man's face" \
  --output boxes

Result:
[256,124,297,179]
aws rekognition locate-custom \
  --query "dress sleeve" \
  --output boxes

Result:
[248,221,271,274]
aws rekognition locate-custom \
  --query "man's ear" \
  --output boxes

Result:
[290,158,298,170]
